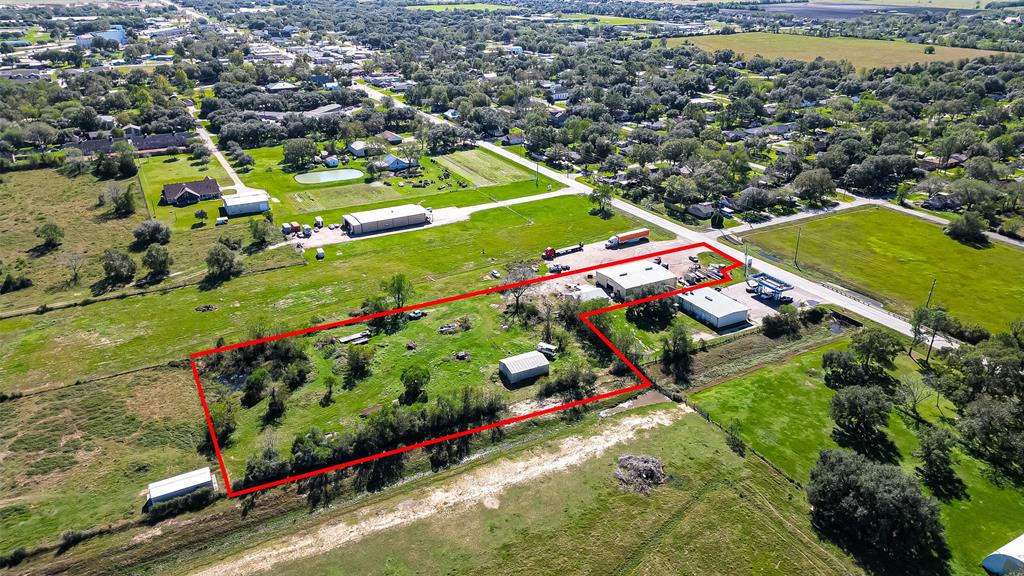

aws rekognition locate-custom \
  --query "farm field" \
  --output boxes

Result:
[690,337,1024,576]
[677,33,1005,69]
[137,154,234,230]
[0,196,671,394]
[561,13,655,25]
[406,3,516,10]
[0,367,211,557]
[264,410,860,576]
[740,206,1024,332]
[238,145,559,225]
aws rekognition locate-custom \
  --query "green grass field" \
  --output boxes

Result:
[137,154,234,230]
[740,206,1024,332]
[238,145,559,225]
[0,196,669,394]
[218,294,587,479]
[561,13,655,25]
[678,33,1005,69]
[406,2,516,10]
[0,367,210,556]
[267,409,859,576]
[690,337,1024,575]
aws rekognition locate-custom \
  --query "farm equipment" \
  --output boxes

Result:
[541,242,584,260]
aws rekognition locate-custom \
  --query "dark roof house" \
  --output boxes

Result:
[161,177,222,206]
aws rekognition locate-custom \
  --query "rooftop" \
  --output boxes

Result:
[597,261,676,291]
[148,467,212,501]
[678,287,750,318]
[499,350,549,373]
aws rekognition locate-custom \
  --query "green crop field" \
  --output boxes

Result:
[0,196,670,395]
[0,367,211,556]
[267,409,859,576]
[137,154,234,230]
[562,13,655,25]
[406,3,516,11]
[690,337,1024,575]
[434,148,532,187]
[740,206,1024,332]
[677,33,1005,69]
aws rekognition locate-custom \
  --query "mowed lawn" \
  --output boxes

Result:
[435,148,532,187]
[267,410,860,576]
[741,206,1024,332]
[690,338,1024,576]
[678,33,1005,69]
[137,154,233,230]
[406,2,515,10]
[0,196,669,394]
[562,13,655,24]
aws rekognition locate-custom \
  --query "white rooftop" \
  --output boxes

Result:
[346,204,427,223]
[983,532,1024,575]
[148,467,212,501]
[598,261,676,291]
[678,287,750,318]
[567,284,609,302]
[222,190,270,207]
[499,351,549,374]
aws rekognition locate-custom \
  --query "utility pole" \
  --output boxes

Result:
[794,227,802,268]
[924,278,937,309]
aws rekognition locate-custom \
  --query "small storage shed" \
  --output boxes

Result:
[145,467,215,510]
[498,351,549,385]
[222,191,270,216]
[983,532,1024,575]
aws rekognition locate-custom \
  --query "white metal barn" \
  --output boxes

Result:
[499,351,549,385]
[222,191,270,216]
[677,287,750,329]
[342,204,429,235]
[595,261,676,300]
[983,532,1024,575]
[145,467,215,509]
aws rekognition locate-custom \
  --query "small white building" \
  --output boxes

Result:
[498,351,549,385]
[348,140,367,157]
[145,467,215,510]
[222,191,270,216]
[983,532,1024,575]
[595,261,677,300]
[342,204,429,235]
[677,287,750,329]
[566,284,609,303]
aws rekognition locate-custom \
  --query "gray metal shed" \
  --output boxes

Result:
[342,204,429,235]
[499,351,549,385]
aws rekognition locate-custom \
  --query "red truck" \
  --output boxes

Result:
[541,242,584,260]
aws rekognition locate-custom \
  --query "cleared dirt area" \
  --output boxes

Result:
[189,406,686,576]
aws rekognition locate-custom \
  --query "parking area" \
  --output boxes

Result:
[535,239,707,294]
[720,282,818,325]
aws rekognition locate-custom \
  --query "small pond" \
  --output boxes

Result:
[294,168,364,184]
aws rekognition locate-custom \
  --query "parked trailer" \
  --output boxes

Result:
[314,216,324,228]
[541,242,584,260]
[290,221,300,234]
[301,224,313,237]
[605,228,649,248]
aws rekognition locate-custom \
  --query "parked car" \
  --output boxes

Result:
[490,270,501,278]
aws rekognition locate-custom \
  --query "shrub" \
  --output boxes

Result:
[132,220,171,246]
[146,487,216,523]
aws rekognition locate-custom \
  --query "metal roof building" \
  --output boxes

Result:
[677,287,750,329]
[595,261,677,300]
[983,532,1024,575]
[343,204,430,236]
[146,467,215,509]
[498,351,549,385]
[222,191,270,217]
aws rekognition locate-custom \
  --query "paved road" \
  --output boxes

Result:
[188,106,267,195]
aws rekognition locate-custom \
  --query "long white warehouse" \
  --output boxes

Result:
[145,467,215,509]
[343,204,430,235]
[595,261,676,300]
[222,190,270,216]
[677,287,750,329]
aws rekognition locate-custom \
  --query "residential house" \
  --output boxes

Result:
[161,177,222,206]
[376,153,415,172]
[547,84,569,102]
[687,202,715,219]
[501,133,525,146]
[377,131,402,145]
[265,81,298,93]
[348,140,367,157]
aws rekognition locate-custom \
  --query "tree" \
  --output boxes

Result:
[59,252,86,285]
[660,319,693,383]
[142,244,173,278]
[100,249,136,285]
[945,211,987,245]
[896,376,930,418]
[206,400,237,447]
[108,183,136,216]
[710,211,725,228]
[807,449,947,569]
[830,385,892,440]
[132,220,171,247]
[249,217,277,246]
[589,183,613,216]
[282,138,317,169]
[914,427,959,494]
[195,209,208,224]
[242,367,270,407]
[399,365,430,405]
[503,261,535,314]
[205,244,243,280]
[263,386,287,424]
[793,168,836,205]
[626,287,675,330]
[822,350,866,389]
[381,274,414,309]
[850,327,902,370]
[34,221,64,248]
[762,304,801,338]
[345,344,374,385]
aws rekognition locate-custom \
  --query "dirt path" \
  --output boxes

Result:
[190,407,686,576]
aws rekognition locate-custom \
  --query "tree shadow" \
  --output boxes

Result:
[917,466,969,503]
[588,207,614,220]
[198,274,228,291]
[832,427,901,465]
[26,243,58,258]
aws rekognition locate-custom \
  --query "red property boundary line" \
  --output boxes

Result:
[190,242,742,497]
